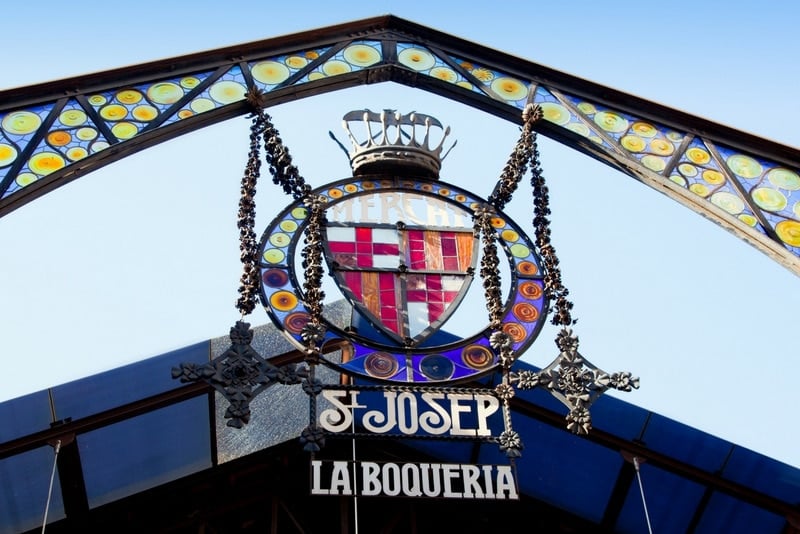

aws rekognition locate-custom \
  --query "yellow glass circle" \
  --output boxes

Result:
[0,143,17,166]
[252,61,291,85]
[641,155,666,172]
[490,217,506,228]
[738,214,758,227]
[76,127,98,141]
[710,191,744,215]
[669,175,687,187]
[727,154,762,179]
[593,111,629,133]
[501,229,519,242]
[91,141,110,152]
[29,152,65,175]
[491,77,528,101]
[702,170,725,185]
[100,104,128,121]
[767,168,800,190]
[685,147,711,165]
[689,183,710,197]
[577,102,596,115]
[328,188,343,198]
[269,232,291,247]
[398,48,435,71]
[456,81,473,90]
[2,111,42,135]
[322,60,352,76]
[209,81,246,104]
[147,82,183,105]
[263,248,286,264]
[794,201,800,219]
[111,122,138,139]
[66,147,88,161]
[285,56,308,69]
[180,77,201,89]
[308,71,325,81]
[305,51,320,60]
[649,138,674,156]
[678,163,698,177]
[88,94,107,106]
[566,123,590,137]
[47,131,71,147]
[59,109,87,127]
[16,172,37,187]
[540,102,571,126]
[471,68,494,82]
[343,44,381,67]
[190,98,215,113]
[116,90,143,104]
[178,110,193,119]
[751,187,787,212]
[776,220,800,247]
[632,122,657,138]
[510,243,531,258]
[343,184,358,193]
[430,67,458,83]
[279,220,298,232]
[666,131,683,142]
[132,105,159,121]
[620,135,645,152]
[291,207,308,219]
[270,290,298,312]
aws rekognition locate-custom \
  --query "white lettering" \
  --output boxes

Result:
[382,463,401,496]
[310,460,328,495]
[418,392,452,435]
[396,392,419,434]
[441,464,462,498]
[311,461,518,500]
[475,394,500,437]
[330,461,352,495]
[461,464,484,498]
[448,393,475,436]
[361,462,381,496]
[319,390,361,433]
[363,391,397,433]
[401,463,422,497]
[495,465,518,499]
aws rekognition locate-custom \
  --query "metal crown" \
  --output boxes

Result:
[341,109,454,178]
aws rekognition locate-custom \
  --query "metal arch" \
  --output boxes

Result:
[1,15,799,275]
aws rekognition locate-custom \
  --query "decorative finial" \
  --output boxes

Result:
[339,109,455,178]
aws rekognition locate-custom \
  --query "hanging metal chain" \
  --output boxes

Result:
[488,104,541,211]
[529,123,574,327]
[235,105,266,317]
[474,104,544,458]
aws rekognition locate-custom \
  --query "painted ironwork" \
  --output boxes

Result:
[1,16,799,276]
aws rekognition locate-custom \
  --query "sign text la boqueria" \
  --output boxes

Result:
[311,460,519,499]
[318,389,501,437]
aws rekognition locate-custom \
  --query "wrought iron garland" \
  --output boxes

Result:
[174,88,328,435]
[475,104,639,440]
[478,103,639,444]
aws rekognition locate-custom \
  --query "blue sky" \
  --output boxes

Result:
[1,1,799,468]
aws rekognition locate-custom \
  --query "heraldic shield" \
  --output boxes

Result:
[324,222,478,347]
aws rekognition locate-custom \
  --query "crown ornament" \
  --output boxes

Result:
[340,109,455,178]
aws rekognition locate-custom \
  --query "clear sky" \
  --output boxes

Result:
[1,1,799,469]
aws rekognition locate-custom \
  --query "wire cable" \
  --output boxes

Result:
[633,456,654,534]
[41,440,61,534]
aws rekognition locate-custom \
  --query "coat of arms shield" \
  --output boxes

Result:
[324,222,478,347]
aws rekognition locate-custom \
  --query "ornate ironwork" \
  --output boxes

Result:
[512,329,639,435]
[171,321,307,428]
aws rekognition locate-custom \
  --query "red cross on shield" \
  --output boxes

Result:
[324,223,478,346]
